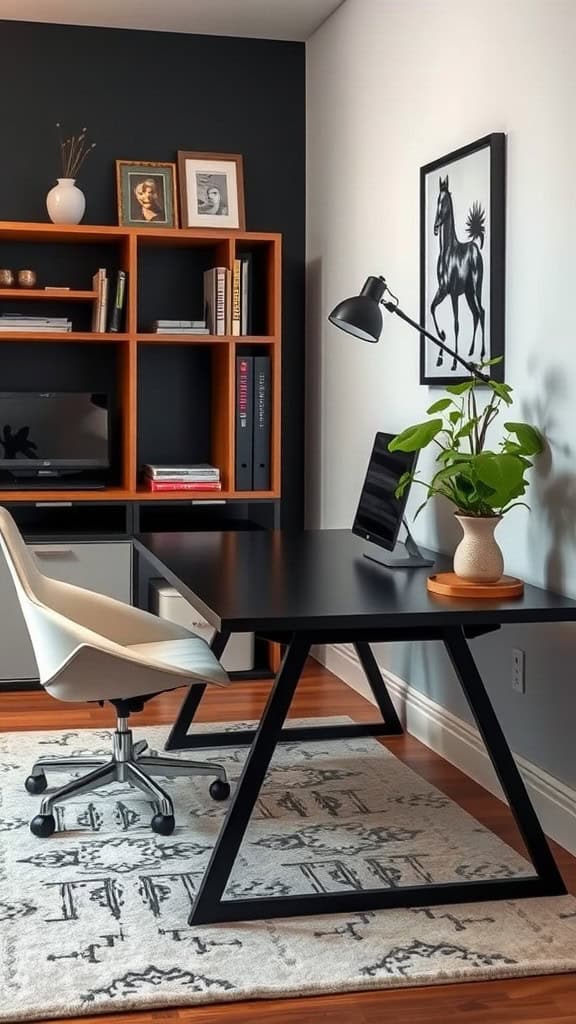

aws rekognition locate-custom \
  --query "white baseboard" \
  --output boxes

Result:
[313,643,576,856]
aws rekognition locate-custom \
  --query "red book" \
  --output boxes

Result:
[144,480,222,492]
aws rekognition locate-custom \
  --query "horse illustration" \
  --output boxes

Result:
[0,425,38,460]
[430,175,486,370]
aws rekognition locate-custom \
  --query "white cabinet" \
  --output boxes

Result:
[0,542,132,682]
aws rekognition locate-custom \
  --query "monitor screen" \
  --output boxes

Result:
[0,392,110,468]
[352,431,417,552]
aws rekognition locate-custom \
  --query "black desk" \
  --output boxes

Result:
[134,528,576,925]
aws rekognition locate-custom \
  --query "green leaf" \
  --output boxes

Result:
[488,380,513,405]
[474,453,526,507]
[455,420,477,440]
[394,470,413,499]
[388,419,443,452]
[426,397,453,414]
[449,410,463,424]
[446,380,474,395]
[480,355,504,367]
[503,421,544,456]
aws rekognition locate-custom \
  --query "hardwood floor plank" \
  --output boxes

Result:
[2,659,575,1024]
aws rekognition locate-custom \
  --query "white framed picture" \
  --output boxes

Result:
[177,151,245,230]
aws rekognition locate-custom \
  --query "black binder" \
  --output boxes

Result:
[253,355,271,490]
[235,355,253,490]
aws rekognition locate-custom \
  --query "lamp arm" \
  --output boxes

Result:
[382,300,490,383]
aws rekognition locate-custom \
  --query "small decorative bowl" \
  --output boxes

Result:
[0,269,14,288]
[17,269,37,289]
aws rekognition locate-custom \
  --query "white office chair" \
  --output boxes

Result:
[0,507,231,838]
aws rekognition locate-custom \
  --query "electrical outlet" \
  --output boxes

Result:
[512,648,526,694]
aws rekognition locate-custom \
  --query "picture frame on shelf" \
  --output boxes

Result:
[420,133,506,386]
[177,151,245,230]
[116,160,178,228]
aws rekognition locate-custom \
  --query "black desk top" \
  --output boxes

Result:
[135,529,576,633]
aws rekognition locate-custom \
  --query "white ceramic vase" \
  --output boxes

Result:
[453,514,504,583]
[46,178,86,225]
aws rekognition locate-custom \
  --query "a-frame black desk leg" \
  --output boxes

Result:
[165,633,403,752]
[354,641,403,734]
[443,626,565,896]
[189,635,312,925]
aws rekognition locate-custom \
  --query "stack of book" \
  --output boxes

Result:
[203,254,253,336]
[151,320,209,335]
[143,464,222,492]
[0,314,72,332]
[91,268,127,333]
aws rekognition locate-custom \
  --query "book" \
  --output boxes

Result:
[216,267,226,336]
[152,327,209,335]
[153,320,206,329]
[235,355,253,490]
[109,270,127,332]
[91,268,106,332]
[253,355,271,490]
[144,480,222,492]
[232,258,241,336]
[144,463,220,480]
[240,253,253,335]
[43,286,70,292]
[0,325,71,332]
[203,266,228,335]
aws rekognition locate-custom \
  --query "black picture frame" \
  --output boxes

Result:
[420,133,506,386]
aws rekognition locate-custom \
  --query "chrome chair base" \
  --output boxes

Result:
[26,716,229,837]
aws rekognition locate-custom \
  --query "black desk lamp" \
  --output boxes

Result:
[328,274,489,570]
[328,275,489,383]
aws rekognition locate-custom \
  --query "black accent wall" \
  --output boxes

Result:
[0,20,305,528]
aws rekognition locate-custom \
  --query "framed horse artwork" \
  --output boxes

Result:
[420,133,506,385]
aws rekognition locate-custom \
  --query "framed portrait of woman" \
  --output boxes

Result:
[116,161,178,228]
[177,151,245,230]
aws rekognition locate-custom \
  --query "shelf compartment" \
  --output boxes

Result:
[5,500,131,538]
[234,237,281,338]
[137,237,232,333]
[0,341,126,489]
[0,289,97,301]
[137,342,233,492]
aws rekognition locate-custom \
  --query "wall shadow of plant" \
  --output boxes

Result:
[521,365,576,595]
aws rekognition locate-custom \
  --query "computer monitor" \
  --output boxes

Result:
[352,431,434,568]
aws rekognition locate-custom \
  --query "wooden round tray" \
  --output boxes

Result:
[427,572,524,599]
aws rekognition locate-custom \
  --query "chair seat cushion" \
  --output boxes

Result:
[127,637,229,687]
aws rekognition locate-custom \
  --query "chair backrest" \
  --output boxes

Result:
[0,507,87,684]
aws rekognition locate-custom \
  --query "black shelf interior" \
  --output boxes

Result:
[137,344,213,476]
[7,501,131,539]
[137,244,223,333]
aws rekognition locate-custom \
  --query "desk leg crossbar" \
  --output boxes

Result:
[184,625,565,925]
[165,634,403,752]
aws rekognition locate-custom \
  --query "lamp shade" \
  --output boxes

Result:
[328,275,386,343]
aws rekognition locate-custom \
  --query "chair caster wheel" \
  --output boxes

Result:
[30,814,56,838]
[151,813,175,836]
[210,779,230,801]
[25,772,47,795]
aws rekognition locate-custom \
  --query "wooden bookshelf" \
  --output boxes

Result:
[0,221,282,503]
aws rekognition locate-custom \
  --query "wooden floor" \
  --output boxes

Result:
[2,660,576,1024]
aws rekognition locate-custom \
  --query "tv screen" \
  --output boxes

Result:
[352,431,417,552]
[0,392,110,469]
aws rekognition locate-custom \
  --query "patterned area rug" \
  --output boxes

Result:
[1,720,576,1021]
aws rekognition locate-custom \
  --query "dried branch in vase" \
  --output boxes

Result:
[56,123,96,179]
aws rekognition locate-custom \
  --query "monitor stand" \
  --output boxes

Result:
[363,518,435,569]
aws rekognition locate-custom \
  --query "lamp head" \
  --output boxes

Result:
[328,275,387,343]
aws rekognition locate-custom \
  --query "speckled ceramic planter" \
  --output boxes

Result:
[453,514,504,583]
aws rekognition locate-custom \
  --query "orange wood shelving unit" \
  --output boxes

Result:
[0,220,282,504]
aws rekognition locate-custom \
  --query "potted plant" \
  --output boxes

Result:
[389,361,543,582]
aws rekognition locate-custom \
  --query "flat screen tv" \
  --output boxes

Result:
[0,392,110,479]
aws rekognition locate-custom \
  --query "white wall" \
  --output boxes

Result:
[306,0,576,784]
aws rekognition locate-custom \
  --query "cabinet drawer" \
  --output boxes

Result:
[30,543,132,603]
[0,542,132,682]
